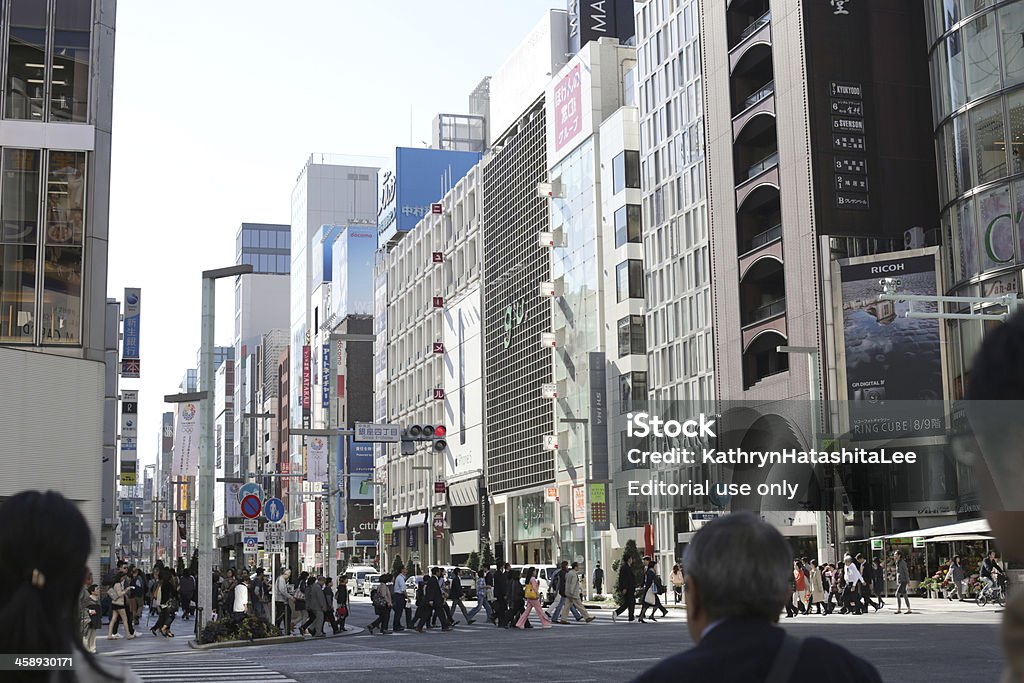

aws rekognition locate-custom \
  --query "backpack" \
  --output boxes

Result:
[371,588,387,609]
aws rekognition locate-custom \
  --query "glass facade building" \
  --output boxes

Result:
[236,222,289,274]
[926,0,1024,398]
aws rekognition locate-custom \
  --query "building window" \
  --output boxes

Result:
[41,150,86,344]
[614,204,642,247]
[964,14,1000,102]
[51,0,92,123]
[612,150,641,193]
[616,259,645,301]
[0,149,41,342]
[617,315,647,357]
[619,371,648,414]
[7,0,48,120]
[971,98,1006,184]
[616,486,650,527]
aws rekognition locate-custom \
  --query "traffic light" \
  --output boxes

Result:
[404,424,447,453]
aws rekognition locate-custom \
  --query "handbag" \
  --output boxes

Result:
[336,605,348,618]
[643,585,658,606]
[485,586,495,602]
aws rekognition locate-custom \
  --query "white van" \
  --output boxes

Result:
[343,565,379,596]
[510,564,560,605]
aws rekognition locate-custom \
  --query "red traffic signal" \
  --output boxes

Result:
[434,425,446,438]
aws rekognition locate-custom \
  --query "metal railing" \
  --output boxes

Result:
[737,10,771,44]
[746,297,786,324]
[742,80,775,111]
[748,223,783,251]
[746,151,779,180]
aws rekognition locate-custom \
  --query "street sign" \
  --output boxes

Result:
[241,494,262,519]
[434,481,446,494]
[354,422,401,443]
[242,535,258,556]
[265,522,285,554]
[264,497,285,523]
[243,518,257,534]
[238,482,264,504]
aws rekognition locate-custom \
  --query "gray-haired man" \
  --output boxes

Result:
[634,513,880,682]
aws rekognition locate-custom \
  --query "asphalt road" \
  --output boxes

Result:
[101,598,1007,682]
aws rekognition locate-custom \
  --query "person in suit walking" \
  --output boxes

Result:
[413,568,452,632]
[611,555,637,622]
[633,513,882,683]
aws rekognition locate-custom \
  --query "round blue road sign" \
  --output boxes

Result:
[264,497,285,523]
[241,494,262,519]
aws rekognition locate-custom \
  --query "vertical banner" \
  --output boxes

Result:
[837,249,945,438]
[383,520,393,546]
[302,345,312,412]
[572,484,586,522]
[121,288,141,378]
[321,345,330,409]
[175,511,188,541]
[479,485,490,546]
[120,390,138,486]
[306,436,328,483]
[172,402,200,477]
[589,352,608,480]
[590,482,609,531]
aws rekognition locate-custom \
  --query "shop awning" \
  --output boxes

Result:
[448,479,479,508]
[391,515,409,530]
[408,512,427,528]
[847,518,991,543]
[926,534,994,543]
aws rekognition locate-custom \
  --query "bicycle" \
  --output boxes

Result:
[977,577,1007,607]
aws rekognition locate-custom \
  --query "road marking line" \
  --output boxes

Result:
[444,664,521,669]
[588,657,662,663]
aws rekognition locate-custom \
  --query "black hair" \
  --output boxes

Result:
[966,311,1024,400]
[0,491,118,681]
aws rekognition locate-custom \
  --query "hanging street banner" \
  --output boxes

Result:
[306,436,328,483]
[322,345,330,409]
[175,511,188,541]
[120,390,138,485]
[172,401,200,476]
[122,288,141,378]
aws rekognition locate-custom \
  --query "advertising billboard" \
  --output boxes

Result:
[545,52,595,166]
[567,0,636,54]
[378,147,482,246]
[835,248,946,440]
[122,288,141,378]
[331,226,376,321]
[443,286,485,482]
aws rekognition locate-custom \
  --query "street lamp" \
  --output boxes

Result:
[560,417,592,597]
[776,345,831,564]
[198,264,252,629]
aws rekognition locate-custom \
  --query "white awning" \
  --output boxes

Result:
[408,512,427,528]
[926,534,995,543]
[847,519,991,543]
[448,479,480,508]
[449,530,478,556]
[391,514,409,530]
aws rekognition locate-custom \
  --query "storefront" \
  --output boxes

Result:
[510,490,556,565]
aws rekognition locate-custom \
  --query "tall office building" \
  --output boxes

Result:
[701,0,942,549]
[236,222,290,274]
[924,0,1024,397]
[0,0,117,574]
[632,0,716,572]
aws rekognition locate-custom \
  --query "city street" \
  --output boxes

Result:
[97,598,1006,682]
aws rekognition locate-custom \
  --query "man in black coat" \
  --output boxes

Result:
[414,568,452,632]
[493,563,510,628]
[634,513,882,683]
[611,555,637,622]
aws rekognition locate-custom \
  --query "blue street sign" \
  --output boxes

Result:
[264,497,285,523]
[238,482,264,504]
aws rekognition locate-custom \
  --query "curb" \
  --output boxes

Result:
[188,628,364,650]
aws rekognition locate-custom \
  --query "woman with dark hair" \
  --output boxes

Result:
[515,567,551,629]
[150,568,178,638]
[0,490,140,682]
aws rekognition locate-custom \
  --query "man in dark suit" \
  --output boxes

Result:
[493,564,510,628]
[611,555,637,622]
[634,513,882,682]
[413,568,452,632]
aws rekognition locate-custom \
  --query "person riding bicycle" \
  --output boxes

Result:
[980,551,1005,596]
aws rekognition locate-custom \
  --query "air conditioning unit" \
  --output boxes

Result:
[539,280,563,297]
[904,227,926,249]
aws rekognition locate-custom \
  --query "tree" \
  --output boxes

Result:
[612,540,644,609]
[467,551,481,571]
[406,558,419,577]
[391,554,405,576]
[481,543,495,569]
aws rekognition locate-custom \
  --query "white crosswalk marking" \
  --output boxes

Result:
[114,653,296,682]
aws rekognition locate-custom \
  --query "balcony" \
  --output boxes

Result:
[729,13,771,75]
[742,329,790,388]
[738,10,771,44]
[745,151,778,180]
[738,223,783,280]
[745,297,786,326]
[749,223,782,251]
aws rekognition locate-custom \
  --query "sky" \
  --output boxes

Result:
[106,0,561,470]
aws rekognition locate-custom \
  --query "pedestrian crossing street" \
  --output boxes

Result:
[114,651,296,682]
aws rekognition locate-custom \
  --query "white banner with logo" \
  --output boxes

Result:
[306,436,328,483]
[172,401,200,477]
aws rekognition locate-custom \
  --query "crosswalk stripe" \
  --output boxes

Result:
[116,654,297,683]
